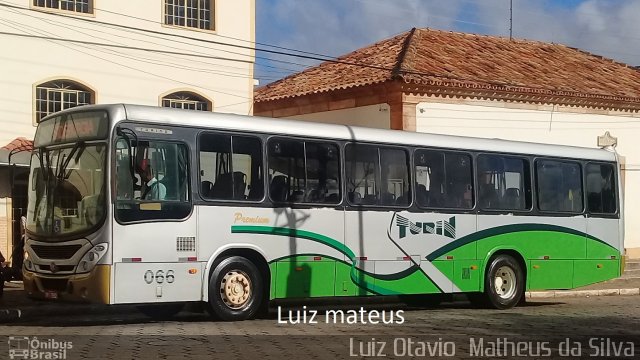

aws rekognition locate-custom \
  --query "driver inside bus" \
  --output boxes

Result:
[137,158,167,201]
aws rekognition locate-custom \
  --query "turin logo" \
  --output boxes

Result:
[396,215,456,239]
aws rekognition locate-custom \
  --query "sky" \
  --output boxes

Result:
[254,0,640,84]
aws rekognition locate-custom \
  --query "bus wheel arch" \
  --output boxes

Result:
[206,248,270,321]
[475,249,526,309]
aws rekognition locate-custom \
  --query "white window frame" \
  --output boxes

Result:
[33,0,94,14]
[161,91,211,111]
[35,80,94,123]
[164,0,215,31]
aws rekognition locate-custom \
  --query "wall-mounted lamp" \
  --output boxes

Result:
[597,131,617,149]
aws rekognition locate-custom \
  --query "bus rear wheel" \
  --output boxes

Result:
[483,254,524,309]
[208,256,263,321]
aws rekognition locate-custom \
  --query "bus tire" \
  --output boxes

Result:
[483,254,524,309]
[208,256,263,321]
[137,303,184,320]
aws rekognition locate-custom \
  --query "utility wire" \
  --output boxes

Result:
[0,30,253,63]
[0,19,252,100]
[6,4,293,78]
[0,1,318,70]
[1,1,637,97]
[91,5,341,59]
[0,2,329,63]
[4,11,281,81]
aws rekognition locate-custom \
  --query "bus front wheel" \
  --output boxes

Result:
[483,254,524,309]
[208,256,263,321]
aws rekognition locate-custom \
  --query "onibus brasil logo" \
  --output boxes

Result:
[8,336,72,359]
[396,215,456,239]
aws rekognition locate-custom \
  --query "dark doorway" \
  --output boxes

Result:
[10,167,29,277]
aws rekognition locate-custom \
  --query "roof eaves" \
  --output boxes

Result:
[402,75,640,108]
[255,78,391,103]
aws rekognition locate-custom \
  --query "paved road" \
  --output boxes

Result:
[1,296,639,359]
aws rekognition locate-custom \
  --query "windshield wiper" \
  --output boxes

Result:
[37,148,48,181]
[58,141,85,180]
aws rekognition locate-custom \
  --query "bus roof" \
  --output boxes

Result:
[68,104,619,162]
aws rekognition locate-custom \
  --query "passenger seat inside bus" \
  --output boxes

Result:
[348,191,362,204]
[380,192,395,205]
[212,172,247,200]
[363,194,378,205]
[479,184,500,209]
[289,190,304,202]
[416,184,429,206]
[504,188,523,209]
[270,175,289,202]
[326,193,340,203]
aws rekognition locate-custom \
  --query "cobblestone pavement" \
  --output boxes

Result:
[1,296,639,359]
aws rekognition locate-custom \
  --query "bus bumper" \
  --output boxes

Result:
[23,265,111,304]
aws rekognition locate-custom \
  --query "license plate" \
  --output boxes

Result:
[44,291,58,299]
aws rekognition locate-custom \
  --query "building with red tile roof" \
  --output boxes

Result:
[255,29,640,112]
[1,137,34,154]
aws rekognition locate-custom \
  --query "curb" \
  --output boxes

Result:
[527,288,640,298]
[0,303,140,323]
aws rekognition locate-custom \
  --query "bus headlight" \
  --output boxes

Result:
[24,251,34,271]
[77,243,109,273]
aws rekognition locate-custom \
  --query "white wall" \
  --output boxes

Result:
[0,0,255,147]
[415,99,640,253]
[285,104,391,129]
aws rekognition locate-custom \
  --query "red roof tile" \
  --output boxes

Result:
[255,28,640,106]
[2,137,34,153]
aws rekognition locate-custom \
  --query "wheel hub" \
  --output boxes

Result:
[220,270,252,309]
[493,266,517,300]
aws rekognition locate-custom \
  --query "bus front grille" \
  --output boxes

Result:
[37,265,75,273]
[31,245,82,260]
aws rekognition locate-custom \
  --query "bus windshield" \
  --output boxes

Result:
[26,143,107,239]
[26,111,109,239]
[27,143,107,238]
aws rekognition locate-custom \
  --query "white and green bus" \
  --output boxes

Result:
[23,104,623,320]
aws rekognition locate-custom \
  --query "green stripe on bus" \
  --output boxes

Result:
[232,226,356,260]
[231,226,437,295]
[268,255,440,297]
[426,224,617,261]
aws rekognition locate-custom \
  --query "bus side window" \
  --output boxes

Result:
[586,163,616,214]
[346,144,379,206]
[415,149,473,209]
[536,159,582,213]
[477,155,530,211]
[267,139,304,203]
[380,148,410,206]
[199,133,263,201]
[268,138,340,205]
[444,152,473,209]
